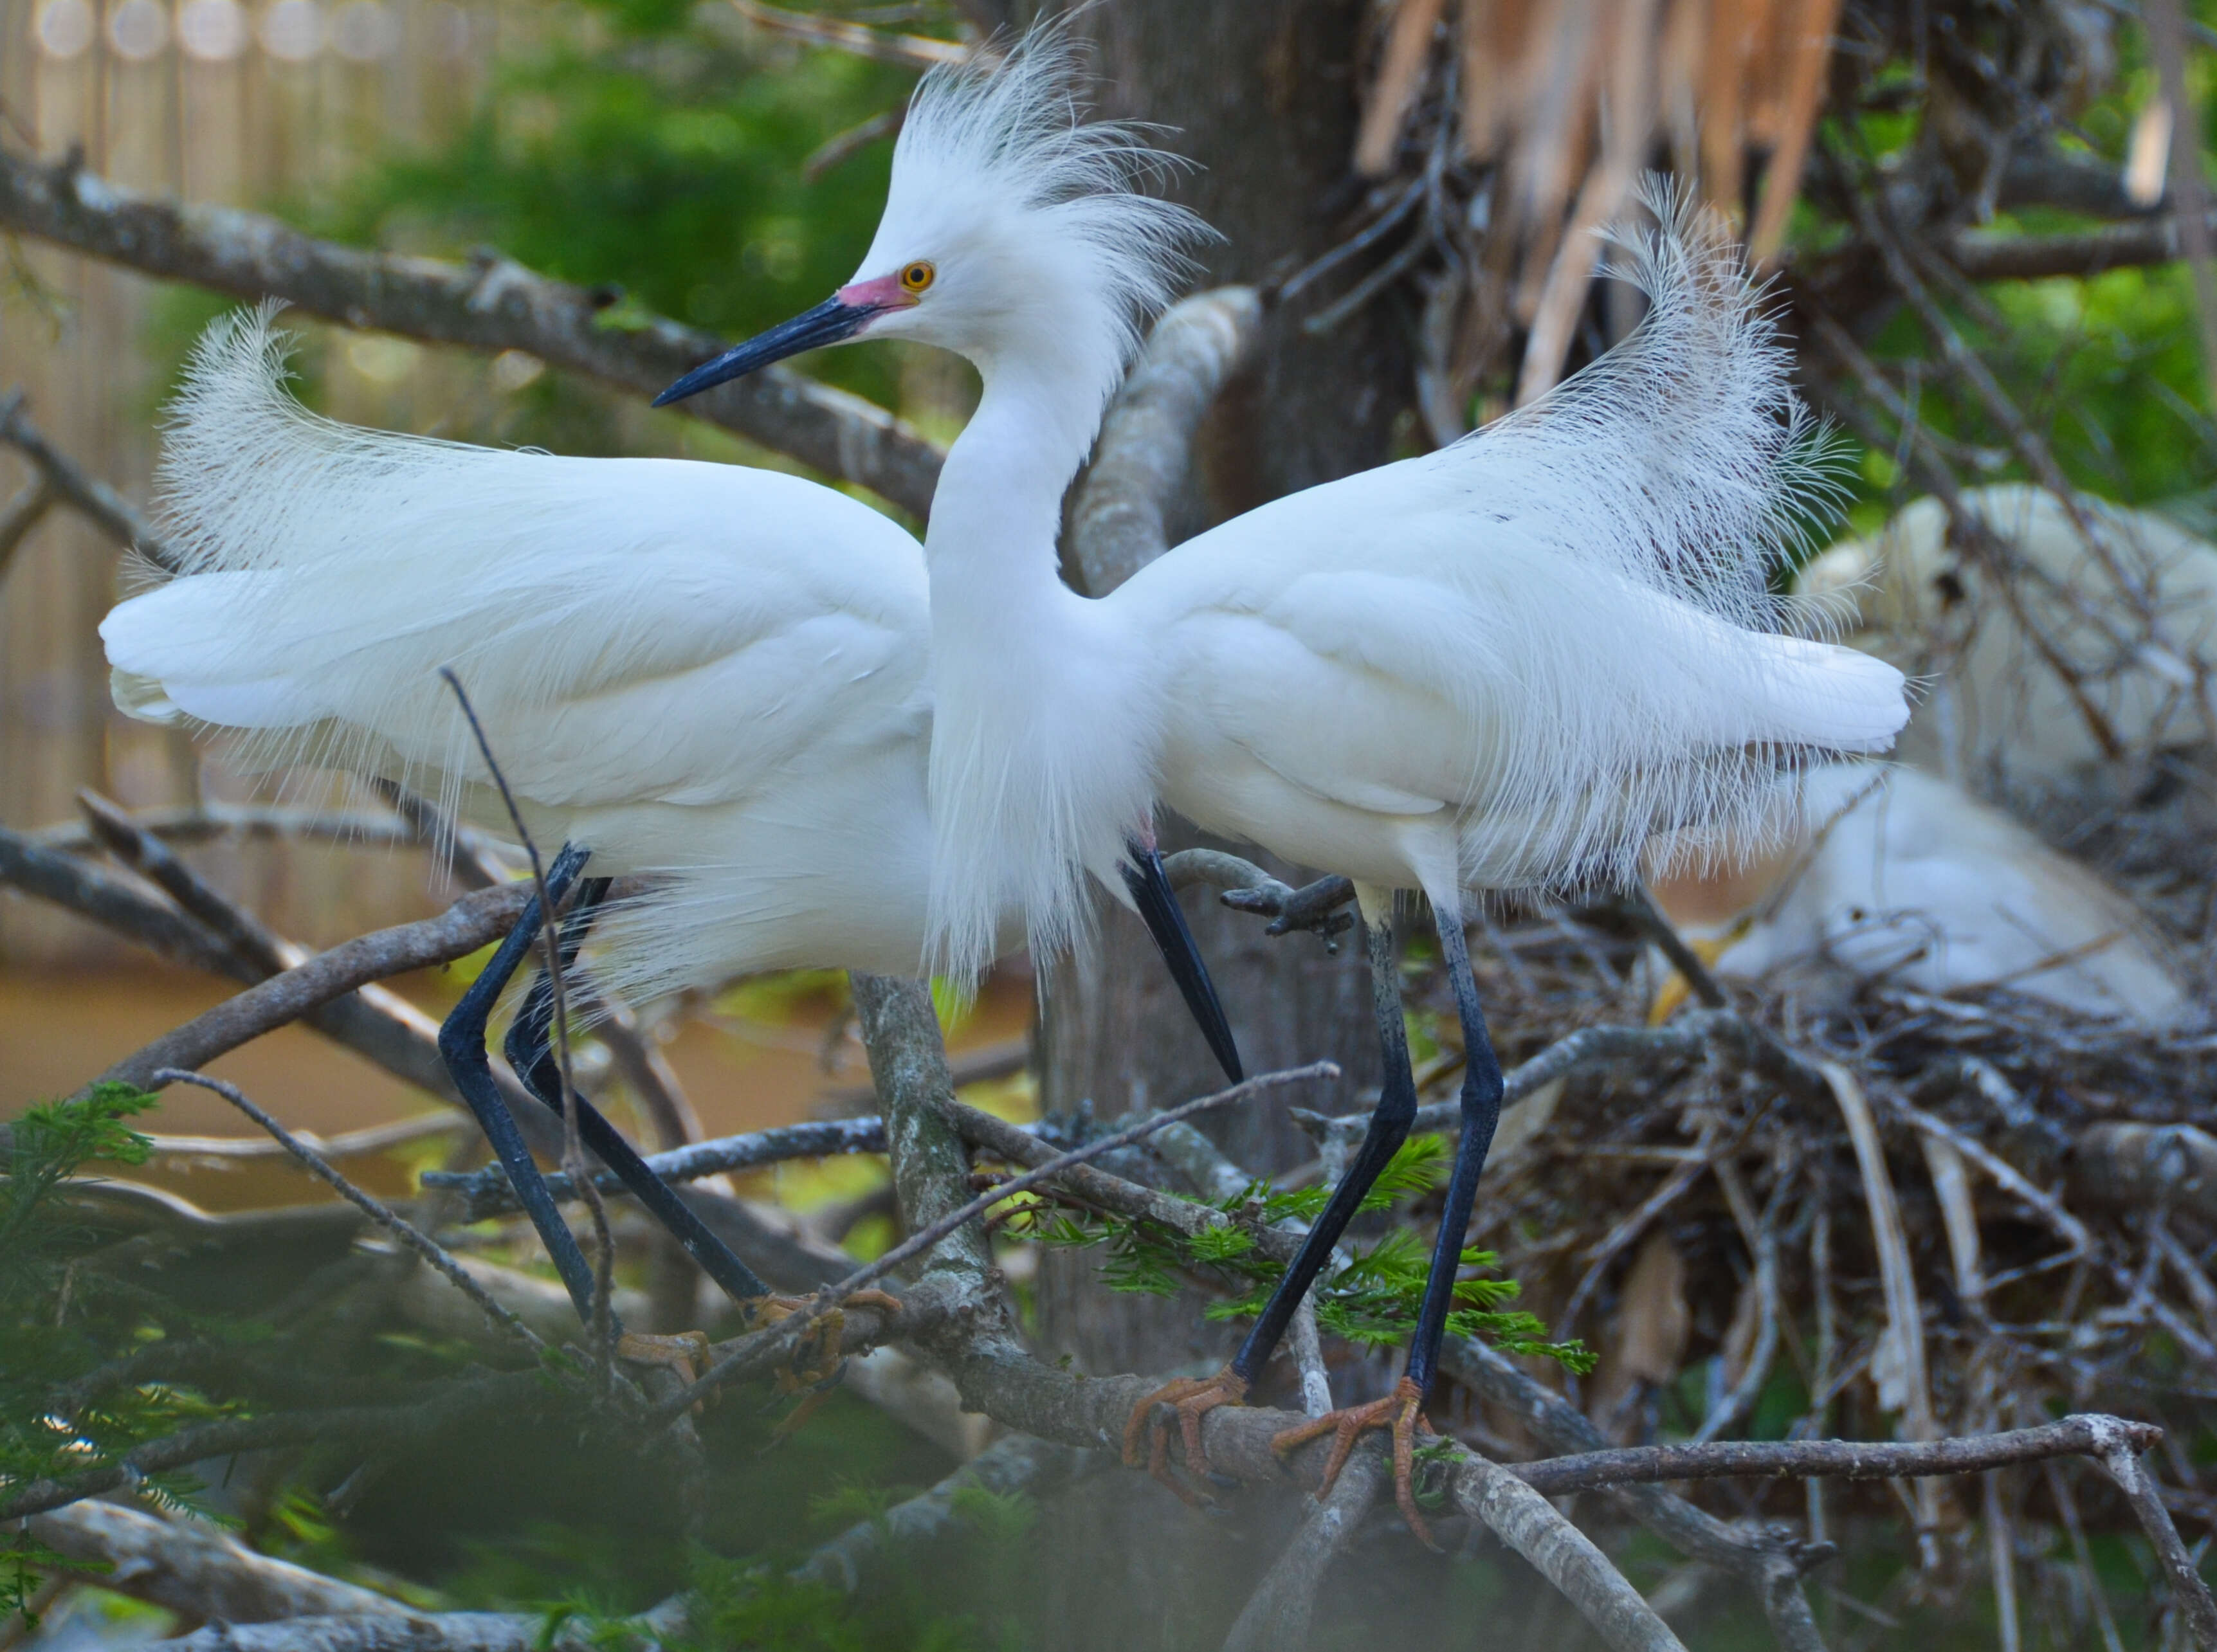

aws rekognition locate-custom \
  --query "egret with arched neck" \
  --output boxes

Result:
[658,35,1910,1536]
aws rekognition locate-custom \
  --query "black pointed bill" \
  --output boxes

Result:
[653,295,878,407]
[1121,837,1245,1085]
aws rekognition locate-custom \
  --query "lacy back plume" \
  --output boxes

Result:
[1418,175,1859,893]
[147,305,664,851]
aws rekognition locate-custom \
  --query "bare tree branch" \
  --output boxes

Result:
[790,1434,1091,1593]
[132,1601,691,1652]
[1996,144,2169,221]
[91,883,529,1094]
[143,1111,465,1163]
[727,0,969,68]
[1510,1415,2162,1496]
[1068,287,1263,596]
[78,790,297,972]
[1946,210,2217,282]
[30,803,489,859]
[0,391,176,570]
[942,1091,1306,1264]
[2141,0,2217,398]
[28,1502,406,1625]
[1439,1336,1833,1652]
[423,1118,890,1217]
[843,968,1696,1652]
[2085,1415,2217,1649]
[840,1060,1336,1303]
[850,972,999,1281]
[1454,1453,1689,1652]
[0,147,943,516]
[0,823,237,977]
[74,790,467,1103]
[1309,1012,1735,1145]
[1218,1439,1386,1652]
[0,822,552,1146]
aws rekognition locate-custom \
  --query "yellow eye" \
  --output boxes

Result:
[899,260,936,295]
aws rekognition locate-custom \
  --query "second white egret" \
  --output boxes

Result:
[658,39,1910,1536]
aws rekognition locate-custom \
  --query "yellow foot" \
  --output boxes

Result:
[617,1330,713,1411]
[1122,1367,1248,1507]
[1270,1375,1438,1549]
[738,1289,905,1439]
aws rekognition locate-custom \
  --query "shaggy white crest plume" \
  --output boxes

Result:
[859,23,1212,458]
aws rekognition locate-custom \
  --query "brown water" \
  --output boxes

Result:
[2,964,1034,1211]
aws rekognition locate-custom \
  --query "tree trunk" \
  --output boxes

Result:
[1014,6,1410,1644]
[1025,0,1401,1391]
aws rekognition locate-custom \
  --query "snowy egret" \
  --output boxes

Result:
[100,305,1245,1333]
[1796,485,2217,790]
[659,35,1909,1535]
[1647,760,2191,1028]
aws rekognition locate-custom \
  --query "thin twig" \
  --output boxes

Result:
[31,803,471,858]
[1511,1414,2162,1496]
[423,1117,890,1216]
[438,668,614,1379]
[143,1112,465,1163]
[1693,1154,1782,1446]
[0,389,176,570]
[1823,1061,1940,1556]
[2085,1415,2217,1649]
[150,1070,549,1359]
[1984,1469,2021,1652]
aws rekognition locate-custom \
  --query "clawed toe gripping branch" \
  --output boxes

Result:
[1124,1368,1248,1505]
[1270,1376,1439,1548]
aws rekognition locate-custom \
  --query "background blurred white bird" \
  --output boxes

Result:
[661,34,1909,1537]
[1647,761,2191,1028]
[1796,484,2217,792]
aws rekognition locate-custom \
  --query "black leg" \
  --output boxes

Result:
[1401,908,1506,1395]
[501,876,610,1103]
[500,880,775,1309]
[1226,905,1417,1386]
[434,842,605,1326]
[1121,837,1245,1085]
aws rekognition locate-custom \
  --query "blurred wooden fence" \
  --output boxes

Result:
[0,0,504,965]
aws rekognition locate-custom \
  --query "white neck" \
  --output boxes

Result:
[920,357,1161,979]
[925,363,1093,636]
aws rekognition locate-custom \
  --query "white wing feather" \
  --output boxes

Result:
[103,307,938,997]
[1128,181,1907,896]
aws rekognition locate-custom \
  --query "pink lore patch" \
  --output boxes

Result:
[837,272,920,316]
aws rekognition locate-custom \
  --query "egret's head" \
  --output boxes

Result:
[654,28,1210,412]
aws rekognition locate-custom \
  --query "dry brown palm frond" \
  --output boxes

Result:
[1346,0,1854,405]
